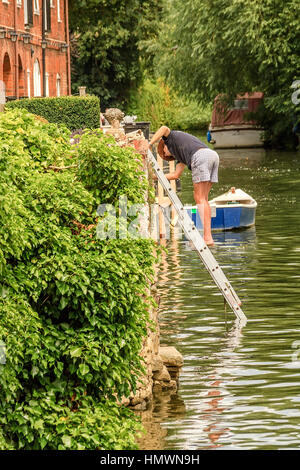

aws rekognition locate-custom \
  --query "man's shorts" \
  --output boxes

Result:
[191,148,219,184]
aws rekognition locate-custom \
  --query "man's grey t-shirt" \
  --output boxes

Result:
[162,131,208,170]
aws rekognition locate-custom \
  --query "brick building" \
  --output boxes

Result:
[0,0,71,100]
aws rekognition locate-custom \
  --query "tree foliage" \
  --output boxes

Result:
[69,0,162,109]
[146,0,300,145]
[0,109,155,449]
[127,78,211,131]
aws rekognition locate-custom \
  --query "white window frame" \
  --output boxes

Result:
[44,3,48,31]
[17,0,22,7]
[34,0,40,14]
[45,73,49,97]
[56,73,61,97]
[27,69,31,98]
[57,0,61,22]
[50,0,54,6]
[33,59,41,97]
[24,0,28,24]
[2,0,10,4]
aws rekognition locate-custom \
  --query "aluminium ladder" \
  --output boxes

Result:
[148,149,247,324]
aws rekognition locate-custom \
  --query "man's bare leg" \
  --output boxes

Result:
[193,181,214,245]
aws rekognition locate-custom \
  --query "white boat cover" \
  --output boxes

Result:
[210,187,255,203]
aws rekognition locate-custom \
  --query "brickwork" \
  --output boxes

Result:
[0,0,70,99]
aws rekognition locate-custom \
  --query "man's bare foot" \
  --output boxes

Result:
[205,238,215,246]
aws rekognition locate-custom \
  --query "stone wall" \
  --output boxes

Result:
[124,278,183,412]
[124,135,183,410]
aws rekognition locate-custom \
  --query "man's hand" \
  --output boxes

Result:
[149,126,171,147]
[165,163,185,180]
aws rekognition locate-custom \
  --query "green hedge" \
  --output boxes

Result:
[5,95,100,130]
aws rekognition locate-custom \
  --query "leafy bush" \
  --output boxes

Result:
[248,100,300,149]
[5,95,100,131]
[0,109,155,450]
[3,393,141,450]
[127,78,212,131]
[76,130,151,204]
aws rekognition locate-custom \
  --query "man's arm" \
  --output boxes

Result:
[149,126,171,146]
[164,162,185,180]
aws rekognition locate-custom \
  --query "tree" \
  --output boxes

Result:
[148,0,300,145]
[69,0,162,109]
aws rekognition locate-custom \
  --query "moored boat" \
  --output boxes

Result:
[208,93,265,149]
[186,187,257,231]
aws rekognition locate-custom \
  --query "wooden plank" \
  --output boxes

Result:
[157,155,166,238]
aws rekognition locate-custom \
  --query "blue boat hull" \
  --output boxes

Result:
[186,205,256,231]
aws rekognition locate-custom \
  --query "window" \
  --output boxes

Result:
[44,0,51,31]
[24,0,28,24]
[50,0,54,6]
[17,0,22,6]
[24,0,33,25]
[27,70,31,98]
[33,59,41,97]
[34,0,39,13]
[57,0,61,21]
[233,99,248,110]
[56,73,61,97]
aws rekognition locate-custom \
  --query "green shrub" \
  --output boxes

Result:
[76,130,151,204]
[5,95,100,131]
[0,108,155,449]
[3,393,141,450]
[127,78,212,131]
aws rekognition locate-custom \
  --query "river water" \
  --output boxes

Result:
[140,144,300,450]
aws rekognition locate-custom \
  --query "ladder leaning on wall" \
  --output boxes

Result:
[148,148,247,324]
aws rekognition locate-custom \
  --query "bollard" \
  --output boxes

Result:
[78,86,86,97]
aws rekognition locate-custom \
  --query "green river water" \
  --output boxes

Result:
[141,144,300,450]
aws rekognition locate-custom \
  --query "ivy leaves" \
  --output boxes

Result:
[0,109,155,449]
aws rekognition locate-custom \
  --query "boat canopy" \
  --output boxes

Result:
[210,187,256,204]
[211,92,264,128]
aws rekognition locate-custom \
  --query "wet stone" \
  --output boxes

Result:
[159,346,183,368]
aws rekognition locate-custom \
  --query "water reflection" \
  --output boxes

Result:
[185,226,257,247]
[218,148,266,168]
[187,320,245,450]
[143,146,300,450]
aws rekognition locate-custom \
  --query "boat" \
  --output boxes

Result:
[185,187,257,231]
[208,93,265,149]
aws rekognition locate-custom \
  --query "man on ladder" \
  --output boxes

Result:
[149,126,220,246]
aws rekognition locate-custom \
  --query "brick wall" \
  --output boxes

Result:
[0,0,70,99]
